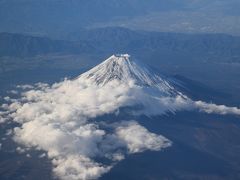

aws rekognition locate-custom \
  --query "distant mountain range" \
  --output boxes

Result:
[1,27,240,60]
[0,32,94,57]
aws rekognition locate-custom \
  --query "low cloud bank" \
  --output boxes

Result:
[0,79,172,180]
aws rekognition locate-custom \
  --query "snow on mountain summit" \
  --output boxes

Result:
[78,54,176,95]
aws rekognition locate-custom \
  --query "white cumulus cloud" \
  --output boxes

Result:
[116,121,171,153]
[0,78,173,180]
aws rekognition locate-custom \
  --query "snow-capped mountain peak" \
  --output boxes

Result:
[78,54,175,93]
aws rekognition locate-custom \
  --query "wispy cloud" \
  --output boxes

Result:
[195,101,240,115]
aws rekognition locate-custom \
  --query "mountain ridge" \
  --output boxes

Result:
[1,29,240,58]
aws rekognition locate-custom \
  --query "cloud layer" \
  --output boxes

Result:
[0,79,174,180]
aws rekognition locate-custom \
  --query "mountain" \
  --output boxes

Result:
[76,54,182,106]
[75,54,240,116]
[2,29,240,59]
[72,54,192,116]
